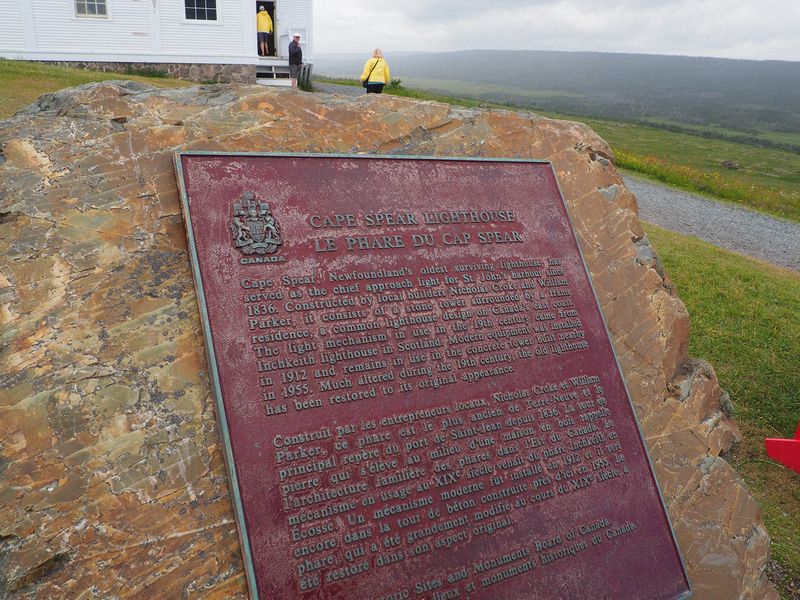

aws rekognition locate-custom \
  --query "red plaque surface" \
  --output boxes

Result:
[175,154,690,600]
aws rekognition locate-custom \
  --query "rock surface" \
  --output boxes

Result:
[0,81,776,598]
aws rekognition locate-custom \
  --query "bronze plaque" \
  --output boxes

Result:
[175,154,690,600]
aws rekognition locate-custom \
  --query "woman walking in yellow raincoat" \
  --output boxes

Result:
[360,49,390,94]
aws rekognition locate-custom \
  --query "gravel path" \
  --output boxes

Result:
[624,175,800,272]
[313,82,366,97]
[313,83,799,272]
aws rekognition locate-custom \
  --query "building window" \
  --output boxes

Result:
[75,0,108,17]
[185,0,217,21]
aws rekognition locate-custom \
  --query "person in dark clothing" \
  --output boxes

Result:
[289,33,303,87]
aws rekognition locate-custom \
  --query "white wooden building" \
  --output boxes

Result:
[0,0,313,84]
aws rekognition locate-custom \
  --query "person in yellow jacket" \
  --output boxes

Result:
[256,6,273,56]
[360,49,390,94]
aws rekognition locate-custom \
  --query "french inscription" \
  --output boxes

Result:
[272,369,624,594]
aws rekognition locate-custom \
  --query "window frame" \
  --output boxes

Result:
[182,0,222,25]
[74,0,110,19]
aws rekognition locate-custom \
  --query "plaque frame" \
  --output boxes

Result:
[173,152,692,600]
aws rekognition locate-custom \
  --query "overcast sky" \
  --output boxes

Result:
[313,0,800,62]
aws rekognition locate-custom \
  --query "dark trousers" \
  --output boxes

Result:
[366,84,385,94]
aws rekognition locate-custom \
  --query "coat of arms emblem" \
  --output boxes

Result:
[229,191,283,255]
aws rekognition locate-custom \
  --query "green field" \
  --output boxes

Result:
[315,50,800,136]
[317,76,800,223]
[0,59,190,119]
[402,78,800,152]
[585,118,800,221]
[405,79,800,223]
[640,117,800,150]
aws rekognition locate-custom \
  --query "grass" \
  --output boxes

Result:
[0,59,190,119]
[585,119,800,222]
[645,224,800,598]
[640,117,800,152]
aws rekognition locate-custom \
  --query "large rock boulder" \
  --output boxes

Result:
[0,81,776,598]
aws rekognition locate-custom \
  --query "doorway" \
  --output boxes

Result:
[256,1,276,57]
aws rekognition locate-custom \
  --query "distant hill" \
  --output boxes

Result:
[314,50,800,135]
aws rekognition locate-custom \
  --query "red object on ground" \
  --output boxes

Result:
[765,423,800,473]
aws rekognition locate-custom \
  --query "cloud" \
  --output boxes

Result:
[314,0,800,61]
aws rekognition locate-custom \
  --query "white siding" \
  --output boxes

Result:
[276,0,311,59]
[159,0,249,58]
[0,0,26,50]
[31,0,152,54]
[0,0,312,64]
